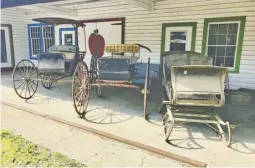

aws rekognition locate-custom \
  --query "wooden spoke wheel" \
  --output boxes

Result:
[72,61,90,118]
[41,75,53,89]
[90,56,98,83]
[143,57,150,119]
[12,59,38,100]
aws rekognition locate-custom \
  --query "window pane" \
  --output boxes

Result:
[228,23,238,34]
[217,35,226,45]
[216,46,226,56]
[209,24,218,34]
[226,46,236,57]
[170,43,186,51]
[225,57,234,67]
[215,57,225,66]
[208,35,217,45]
[212,56,216,65]
[207,46,216,56]
[226,35,237,45]
[171,32,186,40]
[219,24,228,34]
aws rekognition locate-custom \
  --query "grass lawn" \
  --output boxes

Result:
[1,129,85,167]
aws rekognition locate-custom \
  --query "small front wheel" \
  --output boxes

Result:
[41,75,53,89]
[72,61,90,118]
[95,86,104,98]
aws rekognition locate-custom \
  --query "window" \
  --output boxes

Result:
[42,25,54,53]
[202,16,246,73]
[28,24,54,59]
[170,32,187,51]
[207,23,239,67]
[30,26,41,56]
[161,22,197,53]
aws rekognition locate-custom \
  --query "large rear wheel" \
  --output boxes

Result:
[72,61,90,118]
[12,59,38,99]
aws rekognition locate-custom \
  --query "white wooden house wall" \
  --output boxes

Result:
[1,8,30,64]
[1,0,255,90]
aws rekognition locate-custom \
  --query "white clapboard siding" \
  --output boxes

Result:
[1,8,31,64]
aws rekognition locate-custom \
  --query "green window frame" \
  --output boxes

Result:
[201,16,246,73]
[160,22,197,53]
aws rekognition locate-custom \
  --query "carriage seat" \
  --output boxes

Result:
[49,45,78,60]
[101,55,139,65]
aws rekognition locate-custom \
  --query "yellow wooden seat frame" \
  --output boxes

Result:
[105,44,140,53]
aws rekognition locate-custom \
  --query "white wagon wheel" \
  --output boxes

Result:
[72,61,90,118]
[143,57,150,119]
[12,59,38,100]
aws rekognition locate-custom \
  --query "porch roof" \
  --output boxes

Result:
[1,0,156,13]
[33,17,85,27]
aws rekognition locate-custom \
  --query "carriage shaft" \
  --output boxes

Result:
[174,113,212,118]
[36,78,72,83]
[174,118,217,124]
[91,83,140,89]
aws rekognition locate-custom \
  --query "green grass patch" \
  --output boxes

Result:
[1,129,85,167]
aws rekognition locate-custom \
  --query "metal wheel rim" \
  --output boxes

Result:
[72,61,90,118]
[12,59,38,99]
[220,122,232,147]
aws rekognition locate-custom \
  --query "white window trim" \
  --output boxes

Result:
[205,21,241,70]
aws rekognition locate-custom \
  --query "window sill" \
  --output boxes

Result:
[30,56,38,60]
[228,69,239,74]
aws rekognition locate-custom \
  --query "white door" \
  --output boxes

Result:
[164,26,192,52]
[61,31,76,45]
[1,27,12,67]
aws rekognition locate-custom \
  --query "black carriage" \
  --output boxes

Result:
[72,44,152,119]
[12,17,86,99]
[160,51,232,146]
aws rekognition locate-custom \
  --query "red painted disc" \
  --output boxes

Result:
[88,33,105,57]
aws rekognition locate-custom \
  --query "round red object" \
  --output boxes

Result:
[88,33,105,57]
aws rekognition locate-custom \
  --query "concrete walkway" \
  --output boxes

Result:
[1,72,255,166]
[1,104,183,167]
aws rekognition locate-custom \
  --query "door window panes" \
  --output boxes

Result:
[206,23,239,68]
[42,25,54,53]
[30,26,41,56]
[28,24,54,58]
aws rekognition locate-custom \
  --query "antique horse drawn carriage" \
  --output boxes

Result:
[160,51,232,146]
[72,43,152,119]
[12,17,86,99]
